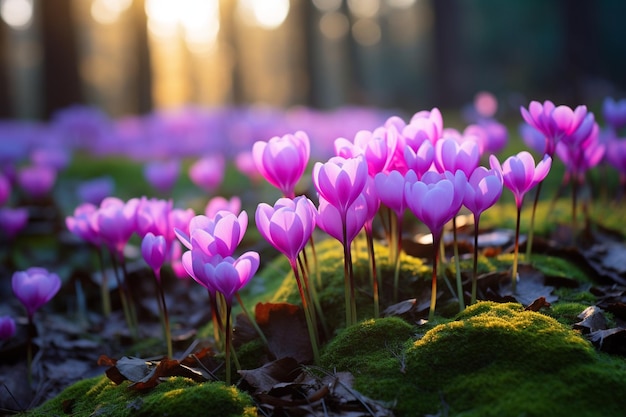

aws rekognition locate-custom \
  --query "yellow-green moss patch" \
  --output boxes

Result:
[28,376,256,417]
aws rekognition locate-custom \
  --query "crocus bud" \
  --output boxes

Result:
[12,267,61,319]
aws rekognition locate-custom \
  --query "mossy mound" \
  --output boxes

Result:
[405,302,626,416]
[319,302,626,416]
[27,375,256,417]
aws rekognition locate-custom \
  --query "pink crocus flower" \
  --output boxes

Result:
[189,154,225,192]
[334,127,397,176]
[0,207,29,239]
[312,156,368,216]
[464,167,504,220]
[144,159,180,194]
[141,232,168,279]
[404,140,434,179]
[489,152,552,209]
[255,196,317,263]
[234,151,262,183]
[12,267,61,319]
[205,196,241,218]
[17,165,57,199]
[520,100,588,156]
[252,131,310,198]
[0,316,16,340]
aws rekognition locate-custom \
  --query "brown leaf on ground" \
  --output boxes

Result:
[587,327,626,356]
[573,306,607,334]
[238,357,300,394]
[255,302,313,363]
[98,347,217,391]
[524,297,551,312]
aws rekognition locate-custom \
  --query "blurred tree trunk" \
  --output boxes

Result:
[0,26,11,117]
[432,0,461,107]
[40,0,82,119]
[131,0,152,114]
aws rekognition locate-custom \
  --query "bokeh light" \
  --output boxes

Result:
[319,11,349,40]
[237,0,290,30]
[90,0,132,25]
[0,0,33,30]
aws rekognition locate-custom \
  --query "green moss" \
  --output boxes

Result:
[28,376,256,417]
[320,317,419,409]
[271,238,431,332]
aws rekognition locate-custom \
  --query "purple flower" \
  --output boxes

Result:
[189,154,225,192]
[520,100,588,156]
[374,170,407,217]
[317,194,368,246]
[65,203,100,246]
[313,156,368,215]
[144,159,180,194]
[252,131,310,198]
[404,170,467,242]
[0,316,16,340]
[176,211,248,257]
[556,122,604,179]
[334,127,397,176]
[489,152,552,208]
[0,207,29,239]
[234,151,262,182]
[0,173,11,205]
[205,196,241,218]
[92,197,140,256]
[464,167,503,219]
[17,165,56,199]
[184,252,259,305]
[136,197,172,239]
[404,140,434,179]
[255,196,317,262]
[602,97,626,132]
[434,136,480,177]
[141,232,168,277]
[12,267,61,318]
[77,176,115,205]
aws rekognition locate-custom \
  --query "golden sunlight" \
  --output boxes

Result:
[237,0,290,30]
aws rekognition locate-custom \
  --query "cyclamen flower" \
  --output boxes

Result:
[205,196,241,218]
[76,176,114,205]
[0,173,11,205]
[434,136,481,177]
[92,197,140,256]
[405,170,467,243]
[65,202,100,246]
[0,316,16,340]
[12,267,61,318]
[176,211,248,258]
[313,156,368,215]
[17,165,56,199]
[252,131,310,198]
[374,170,408,217]
[520,100,588,156]
[141,232,168,277]
[0,207,29,239]
[255,196,317,262]
[136,197,173,239]
[317,194,368,246]
[334,127,397,176]
[489,152,552,208]
[602,97,626,132]
[144,159,180,194]
[189,154,225,192]
[464,167,503,219]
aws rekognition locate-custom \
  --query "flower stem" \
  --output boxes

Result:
[393,215,403,303]
[452,217,464,312]
[235,292,268,347]
[96,246,111,318]
[471,217,480,305]
[572,176,578,242]
[429,234,441,322]
[298,253,327,338]
[209,291,222,347]
[153,270,172,358]
[308,236,322,289]
[365,227,379,318]
[512,205,522,294]
[525,179,544,259]
[26,315,33,386]
[291,260,320,363]
[109,251,138,339]
[224,304,232,385]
